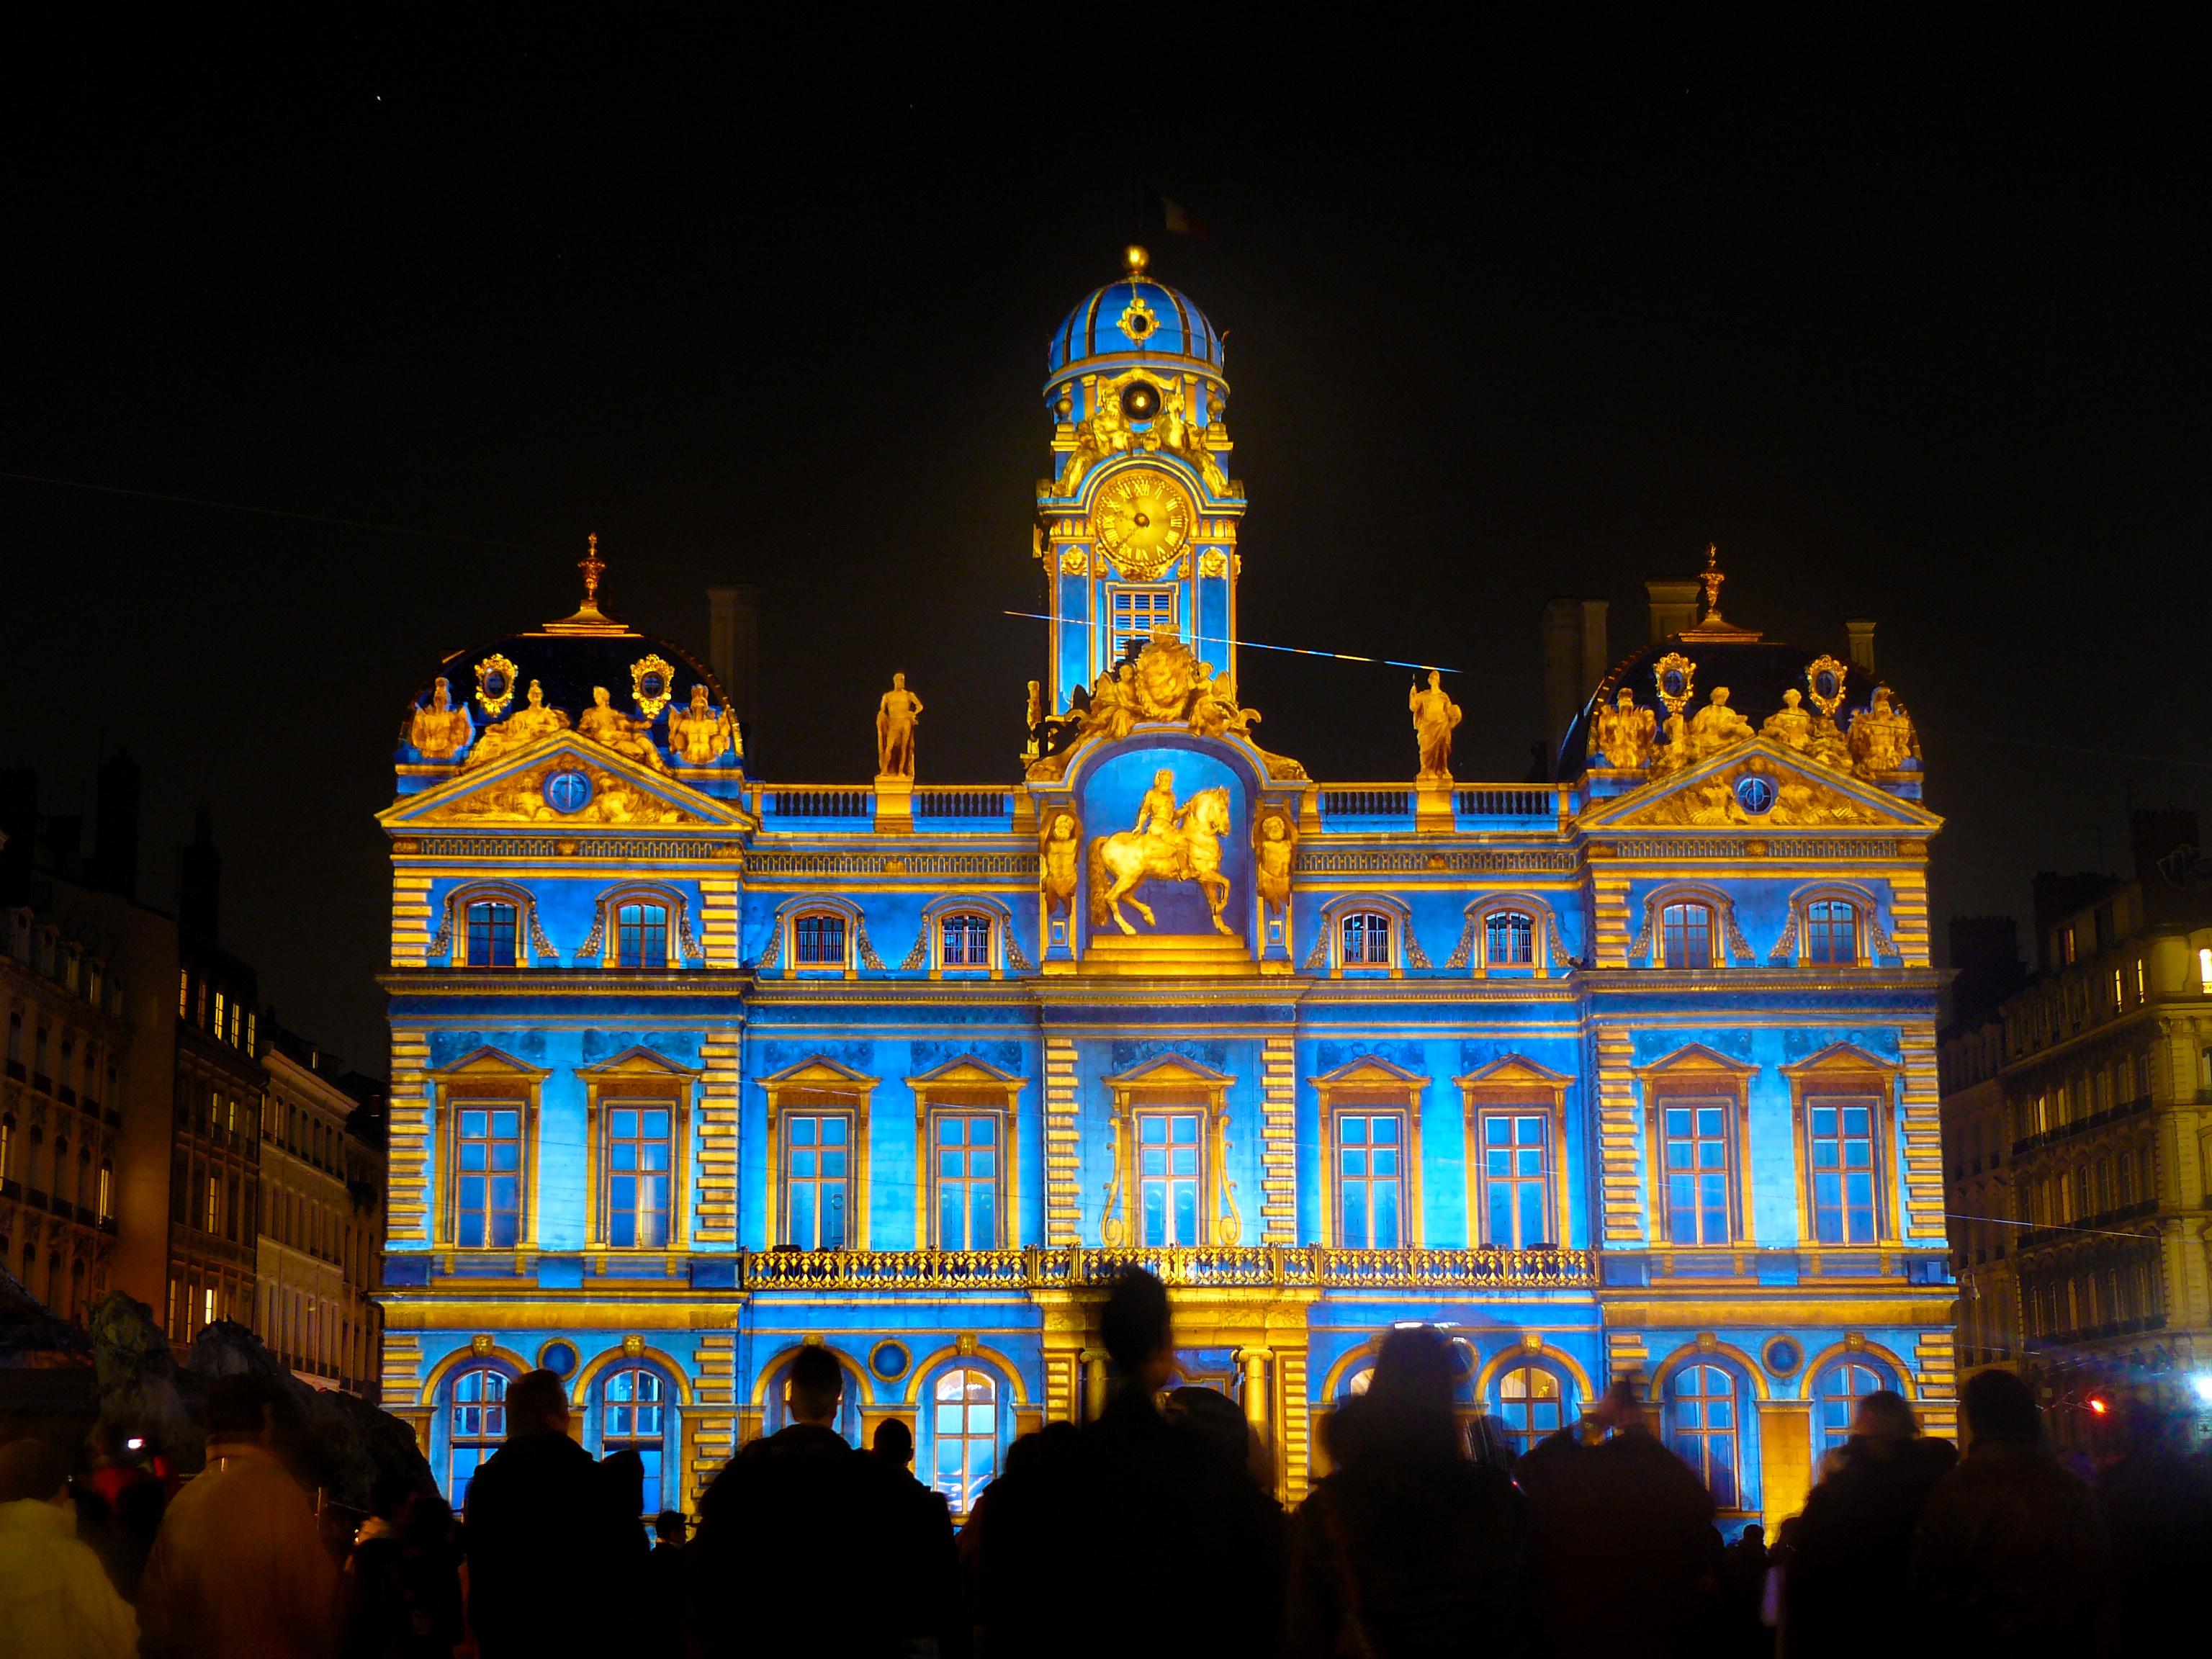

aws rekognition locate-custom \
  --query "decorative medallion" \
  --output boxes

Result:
[543,769,594,814]
[869,1340,910,1382]
[1734,773,1776,816]
[538,1339,578,1377]
[621,1333,645,1357]
[1804,654,1849,718]
[1653,651,1697,716]
[629,652,676,719]
[1763,1335,1803,1378]
[1092,469,1195,580]
[1199,548,1228,578]
[474,654,520,719]
[1116,294,1160,342]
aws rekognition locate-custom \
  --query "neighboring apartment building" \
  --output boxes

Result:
[0,757,180,1320]
[167,814,264,1344]
[1939,811,2212,1440]
[1937,917,2028,1381]
[258,1028,386,1396]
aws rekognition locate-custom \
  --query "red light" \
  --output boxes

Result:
[2088,1398,2108,1416]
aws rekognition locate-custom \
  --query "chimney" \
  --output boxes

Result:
[179,808,220,943]
[0,769,36,904]
[706,584,760,724]
[1646,578,1701,642]
[1580,600,1610,697]
[94,750,141,899]
[1542,600,1583,774]
[1845,619,1876,674]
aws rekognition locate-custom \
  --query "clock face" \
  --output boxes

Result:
[1093,471,1193,579]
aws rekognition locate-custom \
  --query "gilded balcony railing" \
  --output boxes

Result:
[737,1244,1595,1292]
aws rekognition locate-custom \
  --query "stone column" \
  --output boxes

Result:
[1238,1347,1270,1439]
[1083,1349,1109,1424]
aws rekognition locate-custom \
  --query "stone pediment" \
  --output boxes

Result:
[380,734,747,830]
[1580,739,1938,834]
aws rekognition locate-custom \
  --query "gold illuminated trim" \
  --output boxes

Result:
[1312,1056,1427,1248]
[425,1048,551,1251]
[1100,1055,1237,1246]
[577,1046,701,1250]
[474,655,520,719]
[1634,1044,1761,1251]
[1457,1056,1574,1251]
[629,653,677,719]
[907,1057,1024,1251]
[760,1057,875,1250]
[1779,1043,1905,1251]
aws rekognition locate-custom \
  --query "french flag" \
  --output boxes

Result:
[1140,189,1209,240]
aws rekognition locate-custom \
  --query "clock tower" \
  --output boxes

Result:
[1035,246,1246,714]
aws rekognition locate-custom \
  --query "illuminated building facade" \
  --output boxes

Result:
[256,1031,386,1396]
[1939,818,2212,1441]
[377,251,1956,1528]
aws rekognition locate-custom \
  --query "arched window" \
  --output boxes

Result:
[1661,902,1714,969]
[467,901,520,968]
[793,912,849,968]
[447,1367,509,1508]
[1485,909,1535,968]
[1664,1362,1743,1509]
[616,902,670,968]
[940,913,993,969]
[929,1366,1002,1515]
[1491,1362,1572,1458]
[600,1365,677,1513]
[1812,1359,1891,1460]
[1804,899,1860,966]
[1340,911,1393,968]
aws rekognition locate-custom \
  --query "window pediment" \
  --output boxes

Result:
[909,1056,1022,1088]
[1314,1055,1426,1089]
[427,1046,552,1083]
[576,1045,703,1081]
[1632,1043,1758,1082]
[1102,1053,1233,1091]
[1779,1041,1897,1080]
[1457,1054,1573,1092]
[762,1056,876,1089]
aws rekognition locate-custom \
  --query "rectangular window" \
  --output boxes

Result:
[934,1112,1000,1249]
[1480,1110,1551,1248]
[1662,904,1714,969]
[1108,585,1179,664]
[603,1105,672,1248]
[178,971,189,1018]
[2135,958,2146,1002]
[1137,1110,1204,1246]
[454,1105,523,1248]
[468,902,520,968]
[1340,912,1393,967]
[940,914,993,969]
[213,991,226,1038]
[1807,1096,1879,1244]
[783,1112,852,1248]
[616,903,670,969]
[1485,911,1534,967]
[793,914,848,968]
[1335,1111,1404,1248]
[2112,968,2124,1011]
[1662,1098,1735,1244]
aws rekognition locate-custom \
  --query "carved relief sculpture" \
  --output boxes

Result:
[1088,774,1235,935]
[462,680,571,770]
[667,684,739,765]
[1040,809,1081,917]
[876,673,923,779]
[1409,671,1463,783]
[577,686,669,773]
[1593,688,1658,770]
[408,677,475,760]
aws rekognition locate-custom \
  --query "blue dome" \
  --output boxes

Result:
[1046,251,1225,389]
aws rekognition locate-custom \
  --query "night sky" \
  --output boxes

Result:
[7,14,2208,1074]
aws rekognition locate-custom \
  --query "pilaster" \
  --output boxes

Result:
[390,873,433,968]
[1596,1029,1642,1244]
[387,1031,431,1245]
[1260,1037,1298,1244]
[1898,1030,1945,1241]
[1044,1037,1081,1245]
[695,1032,742,1245]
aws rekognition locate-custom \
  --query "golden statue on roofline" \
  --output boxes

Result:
[463,680,571,770]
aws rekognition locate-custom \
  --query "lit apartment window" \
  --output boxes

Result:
[2199,946,2212,993]
[214,991,226,1036]
[2113,968,2124,1011]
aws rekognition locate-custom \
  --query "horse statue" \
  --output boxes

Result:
[1087,784,1236,935]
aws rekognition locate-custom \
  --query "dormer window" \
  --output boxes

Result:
[1662,902,1714,969]
[1341,912,1393,968]
[616,902,670,968]
[793,913,849,969]
[467,902,520,968]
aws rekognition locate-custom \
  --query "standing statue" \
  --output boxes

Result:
[1254,809,1297,914]
[1848,686,1921,778]
[1650,709,1692,778]
[464,680,570,769]
[408,677,475,760]
[1593,687,1658,770]
[1191,666,1257,740]
[1040,810,1082,917]
[876,673,924,778]
[667,684,738,765]
[578,686,668,772]
[1686,687,1755,760]
[1409,670,1463,783]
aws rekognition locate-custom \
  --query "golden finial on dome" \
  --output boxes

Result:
[544,530,630,635]
[1125,244,1150,278]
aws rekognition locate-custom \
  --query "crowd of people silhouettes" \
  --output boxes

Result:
[4,1267,2210,1656]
